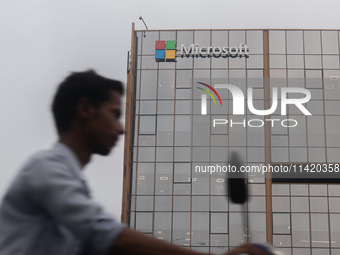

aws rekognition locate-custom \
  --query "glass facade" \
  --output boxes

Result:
[125,29,340,254]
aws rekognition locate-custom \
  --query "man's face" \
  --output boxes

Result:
[85,91,124,155]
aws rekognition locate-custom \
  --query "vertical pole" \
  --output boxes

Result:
[263,30,273,244]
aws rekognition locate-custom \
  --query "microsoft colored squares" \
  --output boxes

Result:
[155,40,176,60]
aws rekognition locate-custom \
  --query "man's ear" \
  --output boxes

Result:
[76,97,96,121]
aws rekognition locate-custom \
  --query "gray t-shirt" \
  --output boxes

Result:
[0,142,126,255]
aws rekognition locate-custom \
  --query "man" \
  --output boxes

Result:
[0,70,268,255]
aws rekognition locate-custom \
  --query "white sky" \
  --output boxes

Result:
[1,0,339,222]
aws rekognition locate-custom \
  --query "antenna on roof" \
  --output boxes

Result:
[139,15,148,37]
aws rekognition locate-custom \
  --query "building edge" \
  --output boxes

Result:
[121,22,136,224]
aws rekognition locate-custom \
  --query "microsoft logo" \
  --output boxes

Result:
[155,40,176,60]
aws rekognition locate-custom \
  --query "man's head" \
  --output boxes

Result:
[52,70,124,155]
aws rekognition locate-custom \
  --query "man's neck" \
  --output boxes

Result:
[58,134,92,168]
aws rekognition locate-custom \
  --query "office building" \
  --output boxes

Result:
[121,25,340,254]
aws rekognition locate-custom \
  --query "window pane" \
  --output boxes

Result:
[292,213,310,247]
[141,56,158,69]
[175,115,191,146]
[157,115,173,146]
[229,213,247,246]
[140,70,157,99]
[175,100,191,114]
[291,197,309,212]
[158,70,175,99]
[136,212,153,233]
[140,101,156,114]
[304,31,321,54]
[248,196,266,212]
[310,197,328,212]
[139,135,156,146]
[272,197,290,212]
[137,163,154,195]
[330,214,340,247]
[174,147,191,162]
[139,116,156,134]
[193,115,210,146]
[172,212,190,246]
[173,196,190,211]
[249,213,266,243]
[142,31,159,54]
[136,196,153,211]
[154,212,171,242]
[211,213,228,233]
[155,196,172,211]
[273,213,290,234]
[210,234,228,246]
[287,31,303,54]
[174,183,191,195]
[273,184,290,195]
[192,212,209,246]
[156,147,173,162]
[192,196,209,211]
[311,214,329,247]
[211,196,228,211]
[155,163,173,195]
[176,70,192,88]
[329,198,340,213]
[307,116,325,147]
[326,116,340,147]
[269,31,286,54]
[310,184,327,196]
[138,147,155,162]
[247,30,263,54]
[174,163,191,182]
[322,31,339,54]
[158,100,174,114]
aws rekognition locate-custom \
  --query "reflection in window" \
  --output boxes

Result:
[172,212,190,246]
[154,212,172,242]
[330,214,340,247]
[137,163,154,195]
[229,213,247,246]
[249,213,266,243]
[155,163,173,195]
[140,70,157,99]
[292,213,310,247]
[311,214,329,247]
[136,196,153,211]
[176,70,192,88]
[192,212,209,246]
[158,70,175,99]
[155,196,172,211]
